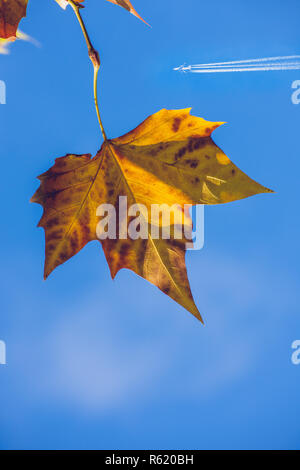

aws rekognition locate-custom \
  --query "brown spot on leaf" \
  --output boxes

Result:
[194,138,207,150]
[175,146,187,160]
[81,224,90,244]
[47,217,59,229]
[186,159,198,168]
[162,284,171,295]
[120,242,130,261]
[47,229,63,242]
[70,230,79,251]
[59,252,68,262]
[46,243,55,253]
[187,139,194,153]
[172,117,181,133]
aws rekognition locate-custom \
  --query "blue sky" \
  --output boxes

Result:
[0,0,299,450]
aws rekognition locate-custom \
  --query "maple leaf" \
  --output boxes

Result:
[31,109,272,321]
[106,0,149,25]
[0,0,28,39]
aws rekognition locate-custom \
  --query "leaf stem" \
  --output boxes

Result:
[68,0,107,141]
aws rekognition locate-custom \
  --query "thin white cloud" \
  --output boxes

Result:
[4,250,297,416]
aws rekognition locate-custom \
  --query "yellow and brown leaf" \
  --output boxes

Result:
[0,0,28,39]
[31,109,273,321]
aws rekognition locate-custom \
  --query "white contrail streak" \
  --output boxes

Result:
[174,55,300,73]
[186,65,300,73]
[189,55,300,67]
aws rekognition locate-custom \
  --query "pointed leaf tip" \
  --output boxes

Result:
[106,0,150,26]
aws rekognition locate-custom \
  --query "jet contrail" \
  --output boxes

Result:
[174,55,300,73]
